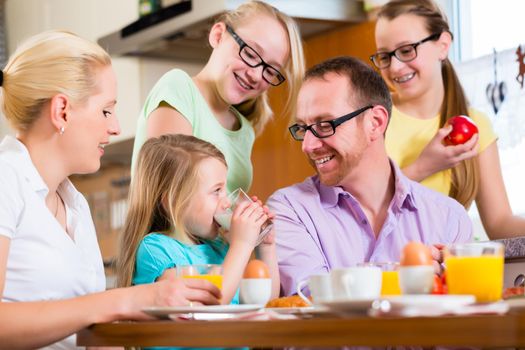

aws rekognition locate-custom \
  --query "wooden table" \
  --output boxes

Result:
[77,310,525,347]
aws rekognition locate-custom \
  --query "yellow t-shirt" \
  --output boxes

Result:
[385,106,497,196]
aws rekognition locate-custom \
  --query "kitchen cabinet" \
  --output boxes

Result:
[4,0,142,142]
[71,164,131,288]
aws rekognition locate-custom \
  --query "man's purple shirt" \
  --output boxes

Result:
[267,161,472,296]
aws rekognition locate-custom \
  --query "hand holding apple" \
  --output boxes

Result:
[443,115,479,146]
[406,126,478,182]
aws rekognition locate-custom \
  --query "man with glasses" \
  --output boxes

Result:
[267,56,472,296]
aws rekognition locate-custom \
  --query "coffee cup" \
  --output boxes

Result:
[332,266,382,300]
[297,273,333,305]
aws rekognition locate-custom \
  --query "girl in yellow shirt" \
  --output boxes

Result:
[371,0,525,239]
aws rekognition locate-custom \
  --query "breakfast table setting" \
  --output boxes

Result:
[77,241,525,348]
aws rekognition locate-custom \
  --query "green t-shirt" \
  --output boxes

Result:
[132,69,255,193]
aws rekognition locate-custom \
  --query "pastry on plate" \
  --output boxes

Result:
[265,295,310,308]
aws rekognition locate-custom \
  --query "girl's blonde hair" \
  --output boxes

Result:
[117,134,227,288]
[218,0,305,135]
[378,0,479,208]
[1,30,111,131]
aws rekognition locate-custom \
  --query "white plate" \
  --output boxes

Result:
[143,304,264,318]
[384,294,476,309]
[505,297,525,310]
[321,295,477,315]
[265,306,330,315]
[169,313,241,321]
[370,295,477,317]
[320,298,377,313]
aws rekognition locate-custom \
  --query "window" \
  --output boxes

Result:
[445,0,525,62]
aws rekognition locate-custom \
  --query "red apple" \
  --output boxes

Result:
[444,115,478,145]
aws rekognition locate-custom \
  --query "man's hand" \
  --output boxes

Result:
[431,243,445,275]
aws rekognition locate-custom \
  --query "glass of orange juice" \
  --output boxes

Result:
[359,262,401,296]
[177,264,223,290]
[444,242,504,303]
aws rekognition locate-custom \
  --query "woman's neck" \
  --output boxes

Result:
[17,133,65,195]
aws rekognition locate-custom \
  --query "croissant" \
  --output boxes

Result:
[265,295,311,308]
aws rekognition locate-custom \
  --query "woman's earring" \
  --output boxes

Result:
[59,126,65,135]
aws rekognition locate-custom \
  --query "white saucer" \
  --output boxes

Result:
[384,294,476,309]
[320,298,377,313]
[265,306,330,315]
[143,304,264,318]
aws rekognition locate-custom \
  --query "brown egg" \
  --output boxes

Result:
[400,241,433,266]
[243,259,270,279]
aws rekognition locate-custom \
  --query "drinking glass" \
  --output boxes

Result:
[214,188,273,245]
[176,264,223,290]
[359,262,401,296]
[444,242,504,303]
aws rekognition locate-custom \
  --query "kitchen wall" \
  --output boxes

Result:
[456,46,525,240]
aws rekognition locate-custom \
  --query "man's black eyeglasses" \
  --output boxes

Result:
[226,25,285,86]
[369,33,441,69]
[289,105,373,141]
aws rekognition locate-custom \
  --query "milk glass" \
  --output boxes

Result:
[214,188,273,245]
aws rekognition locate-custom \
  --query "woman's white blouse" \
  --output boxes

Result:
[0,136,105,349]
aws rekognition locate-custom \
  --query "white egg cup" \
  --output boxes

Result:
[239,278,272,305]
[399,265,434,294]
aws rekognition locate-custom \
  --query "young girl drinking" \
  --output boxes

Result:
[117,134,279,304]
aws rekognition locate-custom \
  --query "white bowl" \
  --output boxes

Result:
[239,278,272,305]
[399,265,434,294]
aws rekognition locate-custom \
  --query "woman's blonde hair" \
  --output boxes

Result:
[117,134,227,288]
[217,0,305,135]
[1,30,111,131]
[378,0,479,208]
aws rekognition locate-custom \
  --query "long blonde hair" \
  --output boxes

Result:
[378,0,479,208]
[1,30,111,131]
[117,134,227,288]
[218,0,305,135]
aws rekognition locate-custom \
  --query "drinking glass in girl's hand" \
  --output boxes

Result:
[177,264,223,290]
[214,188,273,245]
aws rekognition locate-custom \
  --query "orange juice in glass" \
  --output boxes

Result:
[444,242,504,303]
[177,264,223,290]
[359,262,401,296]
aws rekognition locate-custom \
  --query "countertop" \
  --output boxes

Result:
[497,237,525,260]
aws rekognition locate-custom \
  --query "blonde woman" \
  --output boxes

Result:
[372,0,525,238]
[118,134,279,307]
[0,30,220,350]
[132,0,305,193]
